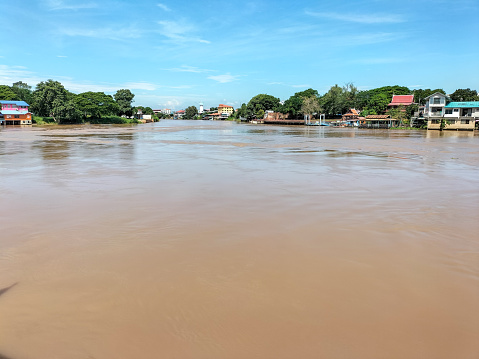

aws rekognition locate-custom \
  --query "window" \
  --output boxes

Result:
[453,109,459,112]
[14,115,20,118]
[445,109,453,114]
[447,120,455,125]
[431,119,439,124]
[433,97,441,104]
[461,120,469,124]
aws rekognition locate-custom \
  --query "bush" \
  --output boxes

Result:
[33,116,56,125]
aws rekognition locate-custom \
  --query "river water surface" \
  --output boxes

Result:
[0,121,478,359]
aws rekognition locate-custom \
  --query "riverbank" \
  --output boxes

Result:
[33,115,141,125]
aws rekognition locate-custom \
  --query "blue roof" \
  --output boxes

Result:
[1,110,29,115]
[0,100,29,106]
[445,101,479,108]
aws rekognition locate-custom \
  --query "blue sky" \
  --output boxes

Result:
[1,0,478,110]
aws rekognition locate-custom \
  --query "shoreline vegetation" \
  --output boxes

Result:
[32,115,141,125]
[1,80,478,128]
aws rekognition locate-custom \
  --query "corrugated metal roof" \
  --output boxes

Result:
[0,100,29,106]
[1,110,29,115]
[445,101,479,108]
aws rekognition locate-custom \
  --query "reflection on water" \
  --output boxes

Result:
[0,121,478,359]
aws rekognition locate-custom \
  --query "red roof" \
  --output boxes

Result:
[388,95,414,106]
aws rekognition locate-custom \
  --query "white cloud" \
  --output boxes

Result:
[45,0,97,10]
[0,65,41,85]
[57,55,68,58]
[306,11,405,24]
[169,85,193,89]
[207,73,239,83]
[341,32,399,46]
[59,26,143,41]
[157,20,210,44]
[165,65,213,73]
[353,57,406,65]
[125,82,156,91]
[157,3,171,11]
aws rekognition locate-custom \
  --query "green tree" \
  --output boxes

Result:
[369,93,390,114]
[387,105,408,126]
[406,103,419,119]
[75,92,118,119]
[280,88,320,117]
[301,96,321,118]
[52,98,83,123]
[143,107,154,115]
[32,80,69,119]
[342,83,358,111]
[246,94,280,119]
[356,85,410,111]
[413,89,445,105]
[11,81,34,104]
[450,88,479,102]
[184,105,198,119]
[0,85,19,100]
[320,85,344,116]
[235,103,248,120]
[114,89,135,117]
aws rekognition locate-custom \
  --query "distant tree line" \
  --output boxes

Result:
[0,80,145,124]
[228,85,479,121]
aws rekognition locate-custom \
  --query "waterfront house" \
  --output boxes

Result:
[387,95,415,110]
[342,108,360,121]
[0,100,32,125]
[218,104,233,119]
[360,115,399,129]
[424,93,478,130]
[175,110,185,119]
[424,92,449,118]
[427,101,479,130]
[204,112,221,120]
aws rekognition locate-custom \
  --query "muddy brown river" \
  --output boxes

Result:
[0,121,478,359]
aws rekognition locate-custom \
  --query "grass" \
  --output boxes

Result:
[32,116,56,125]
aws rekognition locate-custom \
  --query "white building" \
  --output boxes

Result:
[424,93,478,130]
[424,92,449,118]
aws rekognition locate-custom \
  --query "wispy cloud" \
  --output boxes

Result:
[342,32,400,46]
[157,20,210,44]
[57,55,68,58]
[0,65,41,85]
[45,0,98,11]
[157,3,171,11]
[125,82,156,91]
[59,26,143,41]
[169,85,194,89]
[207,73,239,83]
[306,11,405,24]
[165,65,213,73]
[353,57,406,65]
